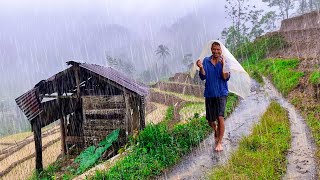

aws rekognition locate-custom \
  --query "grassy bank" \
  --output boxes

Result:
[90,95,238,179]
[210,101,291,179]
[239,35,319,176]
[249,58,304,96]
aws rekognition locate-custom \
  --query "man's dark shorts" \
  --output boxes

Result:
[205,96,227,122]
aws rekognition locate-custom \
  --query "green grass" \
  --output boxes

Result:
[210,101,291,180]
[309,71,320,85]
[29,159,62,180]
[238,35,287,84]
[180,102,205,121]
[163,105,174,123]
[248,58,304,96]
[235,35,287,64]
[90,95,238,180]
[306,111,320,147]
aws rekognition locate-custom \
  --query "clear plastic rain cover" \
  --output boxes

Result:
[190,40,251,98]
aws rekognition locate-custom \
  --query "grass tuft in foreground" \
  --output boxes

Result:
[210,101,291,180]
[309,71,320,85]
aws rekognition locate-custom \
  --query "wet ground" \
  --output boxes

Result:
[263,77,317,180]
[158,78,317,180]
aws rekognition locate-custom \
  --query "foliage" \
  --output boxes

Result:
[254,58,304,96]
[309,71,320,85]
[235,35,287,63]
[182,53,193,65]
[155,44,170,62]
[29,160,62,180]
[210,101,291,179]
[222,0,279,53]
[180,102,205,121]
[139,70,153,83]
[91,96,238,179]
[182,53,193,71]
[75,129,120,174]
[262,0,295,19]
[225,93,238,117]
[163,105,174,123]
[155,44,170,77]
[296,0,320,14]
[106,55,135,76]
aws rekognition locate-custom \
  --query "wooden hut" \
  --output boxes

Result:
[15,61,149,171]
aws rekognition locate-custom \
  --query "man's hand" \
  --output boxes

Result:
[197,59,206,76]
[219,56,225,66]
[196,59,203,69]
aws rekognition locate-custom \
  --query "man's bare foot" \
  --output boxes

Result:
[215,143,223,151]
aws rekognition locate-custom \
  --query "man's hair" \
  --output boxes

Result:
[211,42,220,47]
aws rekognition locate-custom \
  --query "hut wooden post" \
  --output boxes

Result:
[74,66,81,98]
[32,118,43,172]
[57,80,67,155]
[60,116,67,154]
[123,89,132,137]
[139,97,146,129]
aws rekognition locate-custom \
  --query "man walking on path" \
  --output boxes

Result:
[196,41,230,151]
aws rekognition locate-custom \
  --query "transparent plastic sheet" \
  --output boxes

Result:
[190,40,251,98]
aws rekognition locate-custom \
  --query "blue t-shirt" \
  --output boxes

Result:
[199,55,230,97]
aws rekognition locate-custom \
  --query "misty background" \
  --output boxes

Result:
[0,0,315,136]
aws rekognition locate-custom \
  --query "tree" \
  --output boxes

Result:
[182,53,193,70]
[297,0,320,14]
[222,0,279,54]
[155,44,170,76]
[222,0,254,53]
[106,55,135,76]
[139,70,153,83]
[155,45,170,65]
[250,11,278,39]
[262,0,296,19]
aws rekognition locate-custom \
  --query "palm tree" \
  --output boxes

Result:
[155,45,170,66]
[155,45,170,76]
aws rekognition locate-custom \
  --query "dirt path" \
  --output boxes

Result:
[158,78,317,179]
[263,77,317,180]
[158,80,271,179]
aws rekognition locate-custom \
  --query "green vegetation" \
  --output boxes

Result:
[238,35,287,84]
[91,95,238,179]
[225,93,238,117]
[163,105,174,123]
[236,36,303,96]
[29,160,62,180]
[75,129,120,174]
[235,35,286,64]
[180,102,204,121]
[306,110,320,147]
[254,58,304,96]
[29,129,120,180]
[309,71,320,85]
[210,101,291,180]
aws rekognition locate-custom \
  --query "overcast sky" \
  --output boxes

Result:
[0,0,272,99]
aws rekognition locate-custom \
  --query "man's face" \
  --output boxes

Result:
[211,44,222,58]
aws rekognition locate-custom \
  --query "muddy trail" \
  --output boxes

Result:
[263,77,317,180]
[158,78,317,180]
